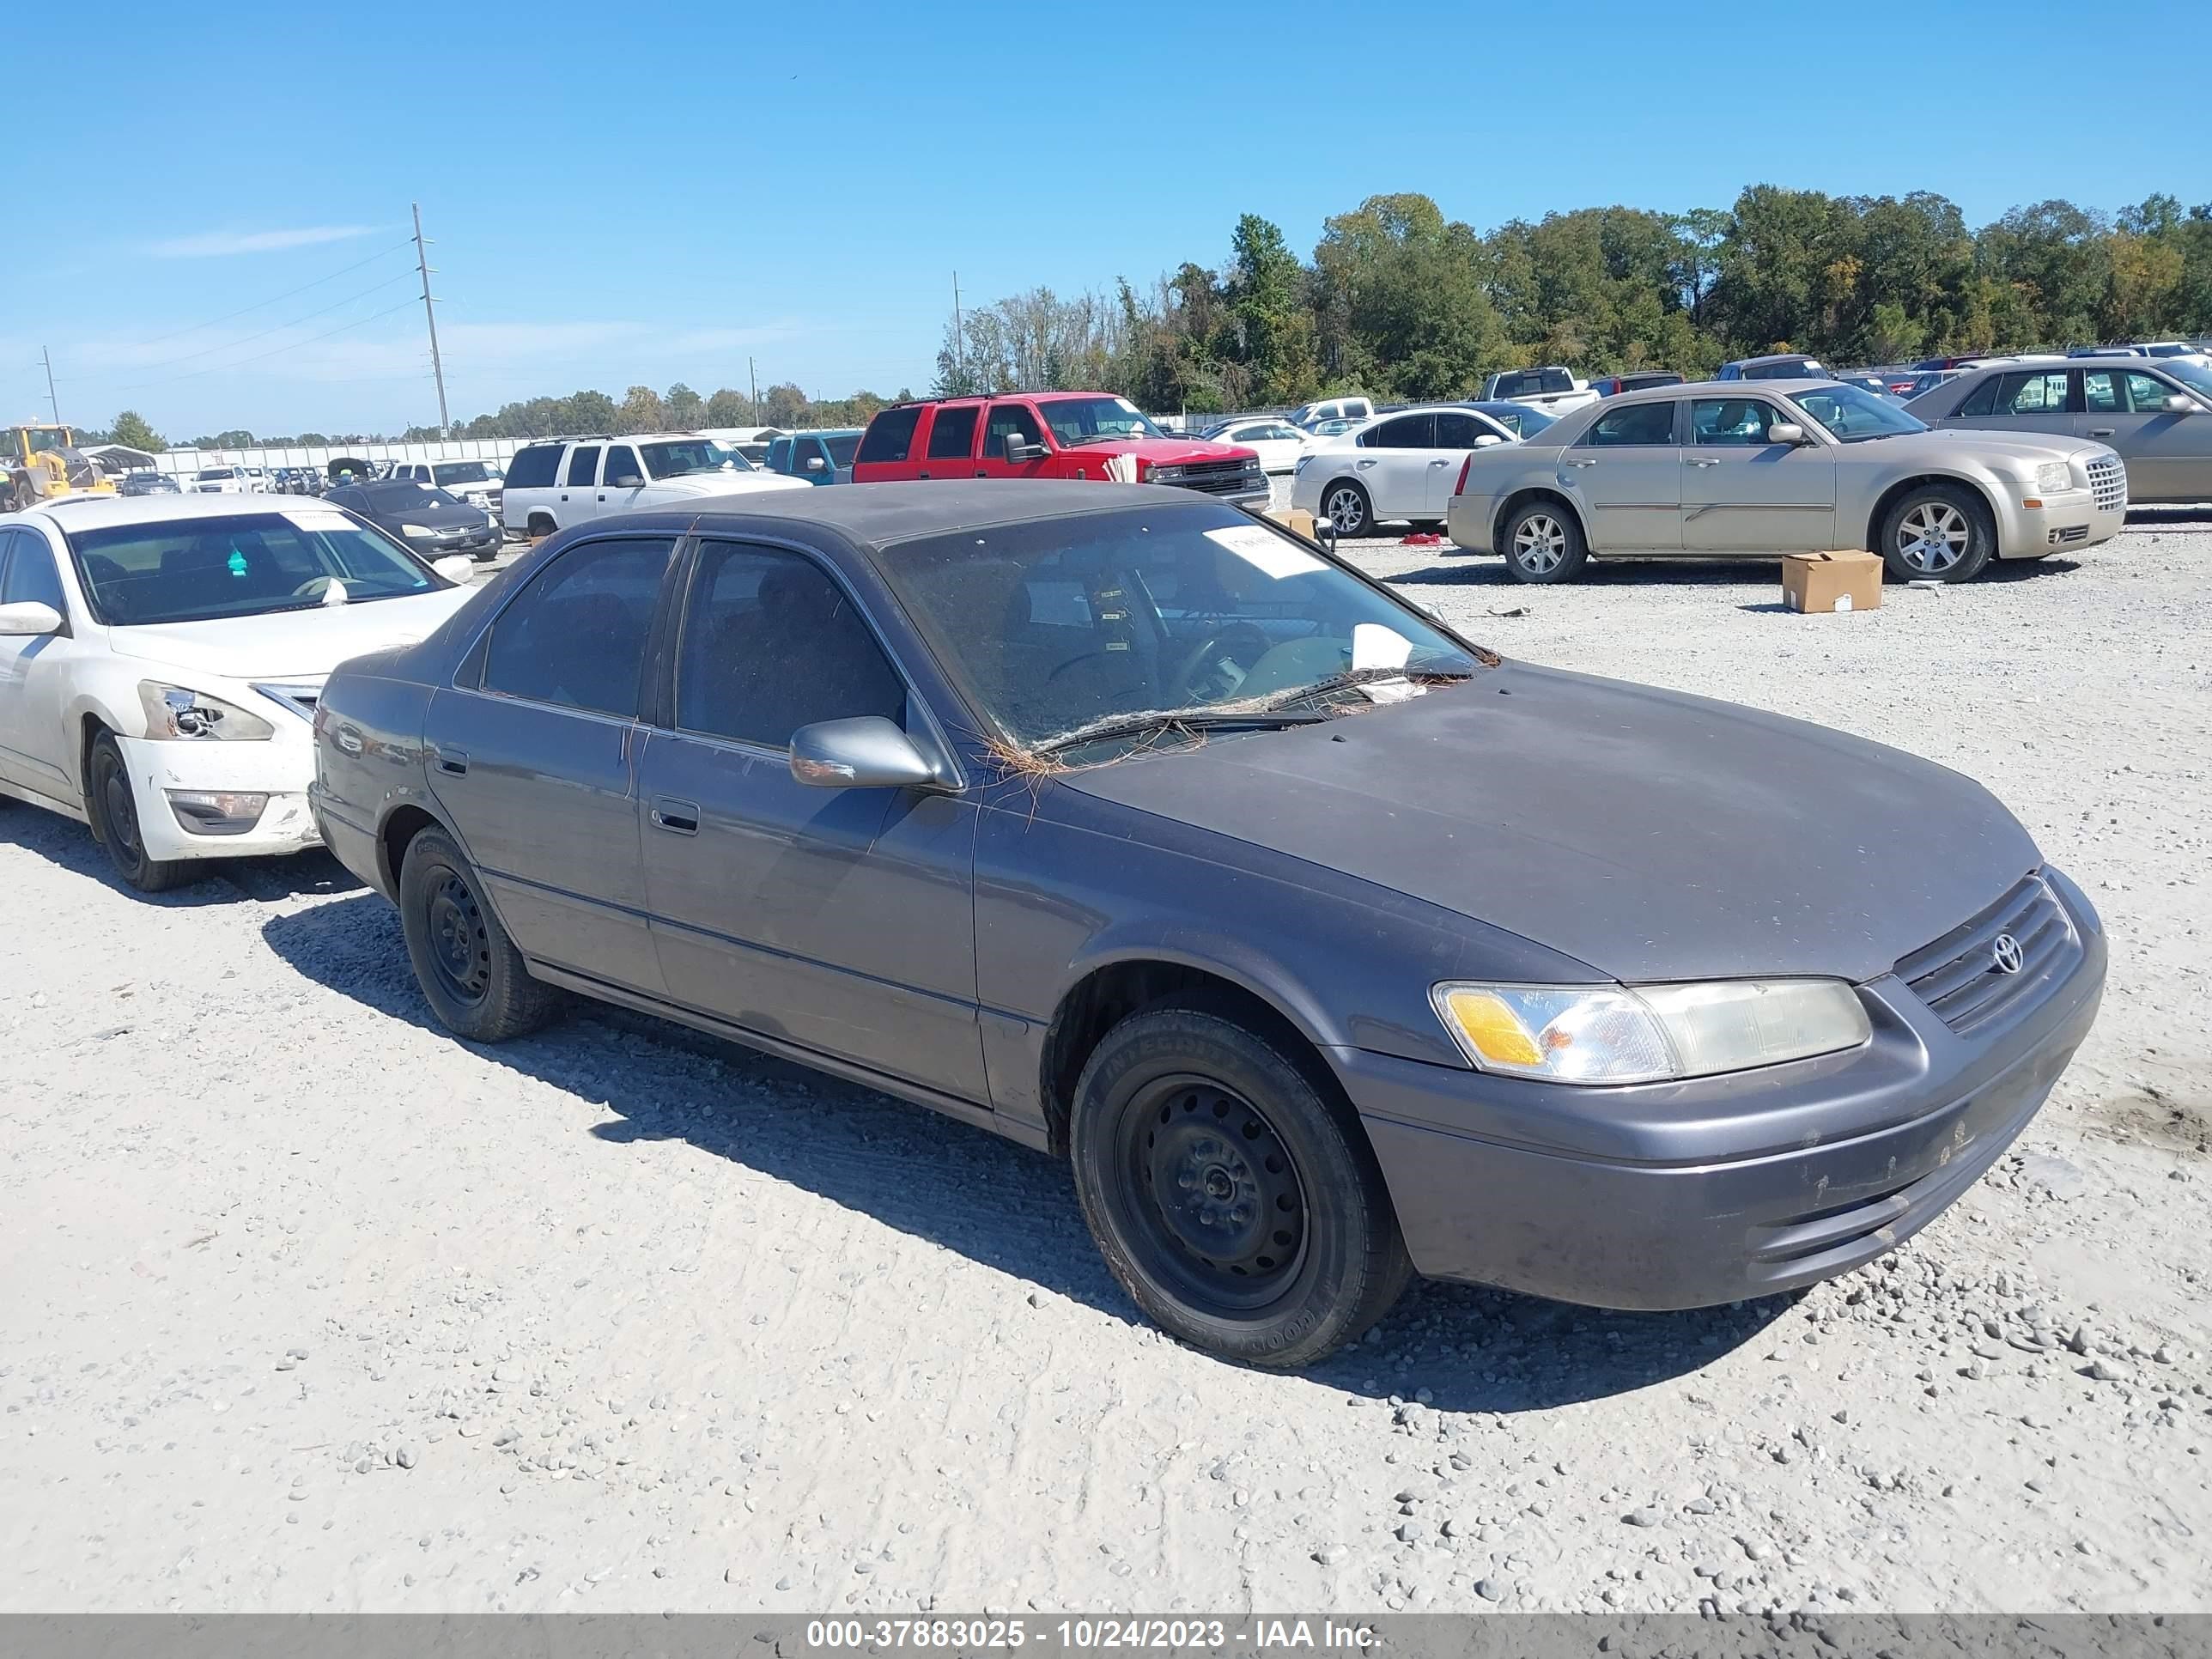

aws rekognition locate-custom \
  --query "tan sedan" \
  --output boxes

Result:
[1447,379,2126,583]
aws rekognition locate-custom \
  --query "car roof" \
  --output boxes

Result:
[1726,353,1820,367]
[20,494,340,533]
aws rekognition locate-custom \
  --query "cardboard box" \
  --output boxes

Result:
[1266,506,1318,544]
[1781,550,1882,614]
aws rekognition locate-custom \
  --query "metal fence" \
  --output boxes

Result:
[148,436,527,478]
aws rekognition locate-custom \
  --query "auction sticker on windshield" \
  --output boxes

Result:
[283,507,357,532]
[1205,524,1324,580]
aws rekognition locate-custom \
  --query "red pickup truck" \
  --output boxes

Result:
[851,392,1270,507]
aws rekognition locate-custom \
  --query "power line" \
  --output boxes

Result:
[112,299,422,391]
[125,238,415,351]
[413,204,450,431]
[109,269,416,380]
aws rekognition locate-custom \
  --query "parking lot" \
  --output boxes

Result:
[1,516,2206,1615]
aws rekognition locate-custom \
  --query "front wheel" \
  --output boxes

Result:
[1878,483,1993,583]
[1501,499,1589,583]
[1317,480,1372,539]
[87,732,191,893]
[1069,1003,1412,1370]
[396,828,563,1041]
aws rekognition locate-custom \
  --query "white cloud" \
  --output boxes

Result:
[150,225,378,258]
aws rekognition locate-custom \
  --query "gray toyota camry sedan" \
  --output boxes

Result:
[309,482,2105,1369]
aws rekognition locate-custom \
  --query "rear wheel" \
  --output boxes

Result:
[526,514,556,541]
[1318,481,1372,539]
[86,732,190,893]
[1069,1002,1412,1370]
[396,827,563,1041]
[1501,499,1589,583]
[1878,483,1993,582]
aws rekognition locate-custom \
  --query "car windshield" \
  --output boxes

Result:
[2161,359,2212,402]
[358,482,465,511]
[1039,397,1168,447]
[196,469,235,480]
[642,439,753,477]
[431,461,493,485]
[878,502,1486,754]
[1477,403,1555,438]
[1791,384,1928,442]
[64,509,447,626]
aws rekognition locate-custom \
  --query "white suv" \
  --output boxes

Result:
[389,459,507,522]
[498,433,805,538]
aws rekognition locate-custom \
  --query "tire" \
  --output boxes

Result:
[86,732,191,893]
[1068,1001,1412,1370]
[526,514,556,541]
[1877,483,1993,583]
[1317,480,1373,539]
[396,827,563,1042]
[1501,498,1589,583]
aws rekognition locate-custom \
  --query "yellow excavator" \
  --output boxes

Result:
[3,422,116,512]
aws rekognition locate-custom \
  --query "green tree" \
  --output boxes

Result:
[665,382,705,429]
[617,385,666,434]
[106,410,166,452]
[703,387,754,426]
[1223,214,1320,403]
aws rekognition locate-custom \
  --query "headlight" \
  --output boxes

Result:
[137,681,274,741]
[2034,461,2073,495]
[1431,979,1870,1085]
[398,522,433,537]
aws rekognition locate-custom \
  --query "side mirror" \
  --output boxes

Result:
[608,471,645,488]
[433,555,477,582]
[789,716,942,791]
[0,601,62,636]
[1768,422,1808,445]
[1312,517,1340,552]
[1474,433,1504,448]
[1004,437,1043,463]
[804,454,827,471]
[2164,394,2197,414]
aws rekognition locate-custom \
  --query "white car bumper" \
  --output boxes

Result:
[115,733,320,863]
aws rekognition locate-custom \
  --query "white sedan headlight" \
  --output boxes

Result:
[2034,461,2073,495]
[137,681,274,742]
[1431,979,1870,1085]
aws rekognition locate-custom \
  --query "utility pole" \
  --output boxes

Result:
[40,346,59,423]
[748,356,759,422]
[952,271,963,385]
[411,203,451,433]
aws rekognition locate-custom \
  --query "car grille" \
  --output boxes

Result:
[1894,872,2078,1036]
[2087,455,2125,514]
[1153,458,1267,496]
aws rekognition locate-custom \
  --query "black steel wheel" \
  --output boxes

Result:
[87,732,189,892]
[1070,1001,1411,1370]
[396,827,563,1042]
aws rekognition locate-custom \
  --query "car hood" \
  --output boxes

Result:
[106,586,476,682]
[1061,662,2039,984]
[1877,428,2112,466]
[377,500,486,529]
[648,471,810,495]
[1064,437,1255,465]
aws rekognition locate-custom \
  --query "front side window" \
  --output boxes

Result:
[984,403,1048,460]
[855,405,923,464]
[640,438,747,477]
[1583,403,1676,446]
[64,510,447,627]
[603,447,645,485]
[927,406,980,459]
[2,530,66,614]
[2125,373,2178,412]
[481,536,675,717]
[1691,398,1784,446]
[1037,397,1164,447]
[879,502,1485,752]
[675,543,904,747]
[1790,384,1927,442]
[1432,412,1497,448]
[564,446,601,487]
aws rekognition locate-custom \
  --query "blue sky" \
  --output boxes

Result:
[9,0,2205,437]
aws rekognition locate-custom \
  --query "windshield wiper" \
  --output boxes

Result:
[1036,708,1327,757]
[1266,665,1477,708]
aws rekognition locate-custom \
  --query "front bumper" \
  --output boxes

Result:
[2000,491,2126,558]
[406,526,502,561]
[117,733,321,862]
[1340,869,2106,1310]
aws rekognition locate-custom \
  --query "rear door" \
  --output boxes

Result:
[555,443,600,526]
[1681,397,1837,551]
[1352,412,1438,520]
[638,538,986,1097]
[1426,411,1503,514]
[851,404,927,481]
[919,403,981,480]
[424,532,678,993]
[1560,400,1682,550]
[976,401,1054,479]
[1966,368,2076,439]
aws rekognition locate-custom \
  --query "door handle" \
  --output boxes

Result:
[558,493,568,501]
[2089,427,2116,437]
[917,471,930,478]
[1428,459,1451,466]
[1686,457,1722,468]
[597,493,608,501]
[433,744,469,776]
[1562,458,1598,468]
[649,797,700,836]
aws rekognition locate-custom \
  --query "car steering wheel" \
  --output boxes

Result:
[290,575,340,599]
[1167,623,1270,701]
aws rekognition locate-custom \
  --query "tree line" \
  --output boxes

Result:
[82,181,2212,449]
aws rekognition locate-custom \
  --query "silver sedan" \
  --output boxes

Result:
[1447,380,2124,584]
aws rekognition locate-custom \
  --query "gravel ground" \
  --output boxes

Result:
[2,517,2207,1616]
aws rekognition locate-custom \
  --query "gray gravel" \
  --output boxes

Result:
[0,515,2205,1614]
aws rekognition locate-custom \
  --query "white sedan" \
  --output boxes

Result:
[1199,417,1310,477]
[1290,405,1517,537]
[0,495,476,890]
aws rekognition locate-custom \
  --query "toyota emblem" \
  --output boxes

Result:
[1991,933,2025,975]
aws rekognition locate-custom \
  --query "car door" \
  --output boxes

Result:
[1351,413,1438,520]
[1559,400,1682,551]
[0,526,82,801]
[1680,396,1838,552]
[975,401,1054,479]
[2080,369,2209,503]
[599,443,650,515]
[555,443,600,527]
[918,403,981,481]
[764,435,793,478]
[1964,368,2076,439]
[1427,411,1507,514]
[424,532,678,994]
[636,538,987,1099]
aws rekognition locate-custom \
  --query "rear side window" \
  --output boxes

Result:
[564,446,601,487]
[857,406,924,465]
[1993,371,2072,415]
[482,536,675,717]
[1953,376,2002,418]
[926,408,978,459]
[676,542,904,746]
[1363,414,1435,448]
[1584,403,1677,446]
[506,445,562,489]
